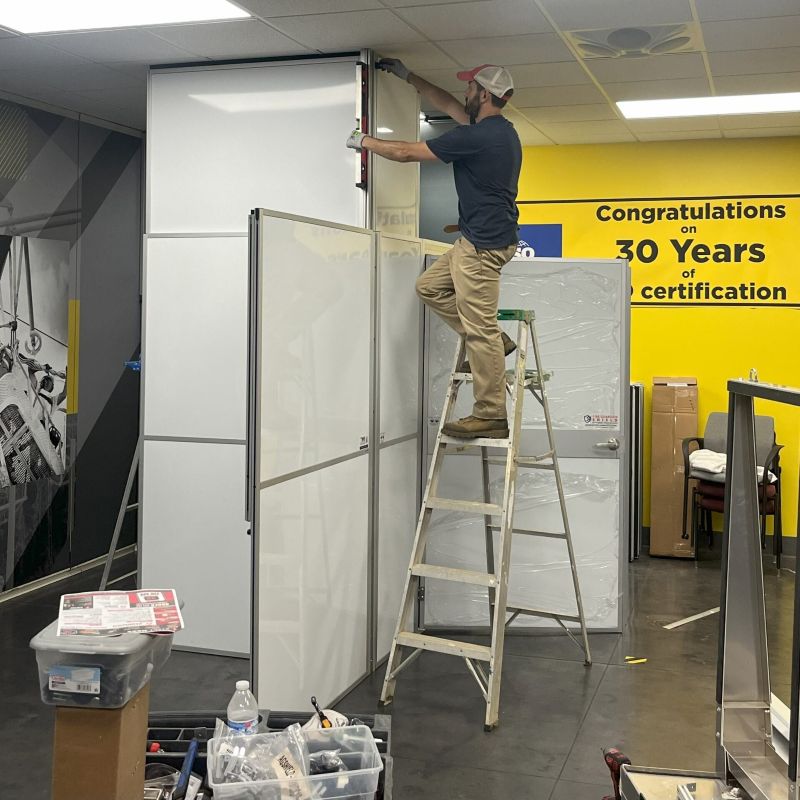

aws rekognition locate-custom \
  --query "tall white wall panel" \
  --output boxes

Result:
[143,236,248,440]
[259,216,372,481]
[141,439,250,654]
[377,439,418,659]
[257,453,369,710]
[148,61,365,233]
[378,235,422,443]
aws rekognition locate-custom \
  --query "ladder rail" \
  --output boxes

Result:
[484,319,528,729]
[380,336,466,704]
[528,319,592,666]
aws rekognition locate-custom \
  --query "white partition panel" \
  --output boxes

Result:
[259,215,372,481]
[252,212,375,705]
[377,439,418,658]
[257,457,369,709]
[378,235,422,443]
[148,60,364,233]
[141,440,250,654]
[144,236,248,440]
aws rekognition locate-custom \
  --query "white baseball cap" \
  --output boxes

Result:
[456,64,514,99]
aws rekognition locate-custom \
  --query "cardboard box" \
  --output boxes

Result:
[649,377,698,558]
[52,683,149,800]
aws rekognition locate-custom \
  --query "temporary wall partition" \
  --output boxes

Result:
[249,210,426,707]
[141,52,420,658]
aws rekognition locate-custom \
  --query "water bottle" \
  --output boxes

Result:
[227,680,259,734]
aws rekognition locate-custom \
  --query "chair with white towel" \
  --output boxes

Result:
[682,411,782,563]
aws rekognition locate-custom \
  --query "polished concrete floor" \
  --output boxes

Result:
[0,549,794,799]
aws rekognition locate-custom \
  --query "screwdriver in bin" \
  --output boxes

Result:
[311,696,332,728]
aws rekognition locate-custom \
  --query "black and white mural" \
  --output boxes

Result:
[0,98,141,592]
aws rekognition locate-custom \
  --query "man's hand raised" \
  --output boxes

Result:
[376,58,410,82]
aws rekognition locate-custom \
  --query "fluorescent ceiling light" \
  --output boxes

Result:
[0,0,249,34]
[618,92,800,119]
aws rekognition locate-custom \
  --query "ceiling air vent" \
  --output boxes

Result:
[565,23,700,59]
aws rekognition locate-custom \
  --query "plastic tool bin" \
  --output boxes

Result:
[145,710,392,798]
[207,725,383,800]
[30,620,173,708]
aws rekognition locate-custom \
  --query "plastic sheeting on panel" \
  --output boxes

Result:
[426,263,622,433]
[421,455,620,629]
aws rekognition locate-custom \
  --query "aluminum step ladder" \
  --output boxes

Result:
[380,309,592,730]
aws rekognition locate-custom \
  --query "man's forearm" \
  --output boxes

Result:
[408,73,459,116]
[362,136,415,163]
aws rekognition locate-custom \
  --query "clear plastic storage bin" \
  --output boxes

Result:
[207,725,383,800]
[30,620,172,709]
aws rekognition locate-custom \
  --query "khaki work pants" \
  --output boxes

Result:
[416,237,517,419]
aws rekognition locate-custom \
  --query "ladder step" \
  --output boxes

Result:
[426,496,503,516]
[412,563,497,587]
[396,632,492,662]
[507,605,581,623]
[440,435,511,448]
[488,525,567,539]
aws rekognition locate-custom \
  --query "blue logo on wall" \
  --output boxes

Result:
[516,224,563,258]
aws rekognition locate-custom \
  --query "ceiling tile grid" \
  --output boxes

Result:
[0,0,795,141]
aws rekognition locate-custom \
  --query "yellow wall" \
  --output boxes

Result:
[518,137,800,536]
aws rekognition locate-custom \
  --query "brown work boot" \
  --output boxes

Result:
[442,416,509,439]
[459,331,516,373]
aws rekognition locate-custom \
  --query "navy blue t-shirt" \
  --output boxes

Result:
[427,116,521,250]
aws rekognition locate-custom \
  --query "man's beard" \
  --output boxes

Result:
[464,95,480,124]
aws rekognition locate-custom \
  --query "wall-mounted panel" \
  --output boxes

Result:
[148,61,364,234]
[141,439,250,654]
[257,455,369,708]
[259,215,372,481]
[143,236,248,441]
[376,438,418,659]
[378,235,422,443]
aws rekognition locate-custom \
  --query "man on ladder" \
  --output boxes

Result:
[347,60,521,439]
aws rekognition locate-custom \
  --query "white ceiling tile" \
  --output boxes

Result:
[626,116,720,132]
[536,118,635,143]
[517,103,618,123]
[236,0,382,17]
[502,109,553,144]
[35,29,199,63]
[412,67,466,91]
[438,33,573,65]
[702,16,800,52]
[538,0,693,31]
[382,0,480,6]
[717,112,800,129]
[587,53,707,84]
[0,36,92,70]
[604,77,712,101]
[696,0,800,22]
[377,42,460,71]
[504,61,592,88]
[146,19,311,58]
[511,83,606,106]
[709,48,800,76]
[722,126,800,138]
[268,10,425,49]
[714,72,800,94]
[636,129,722,140]
[394,0,553,40]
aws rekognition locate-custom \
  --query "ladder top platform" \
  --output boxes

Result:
[497,309,535,322]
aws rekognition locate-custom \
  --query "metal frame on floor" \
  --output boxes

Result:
[622,379,800,800]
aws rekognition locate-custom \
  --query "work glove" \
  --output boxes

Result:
[346,129,367,150]
[376,58,410,82]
